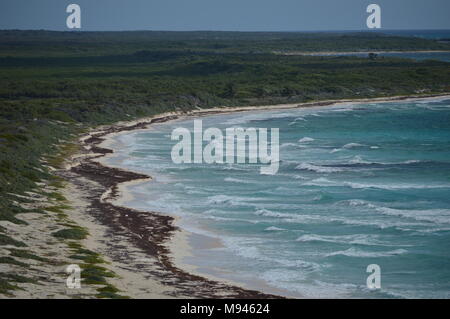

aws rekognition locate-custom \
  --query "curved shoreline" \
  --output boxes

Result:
[64,113,282,298]
[62,93,450,298]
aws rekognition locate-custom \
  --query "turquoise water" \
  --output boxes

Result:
[109,98,450,298]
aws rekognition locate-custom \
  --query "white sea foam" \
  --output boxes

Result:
[339,199,450,226]
[404,160,422,164]
[303,177,339,187]
[351,181,450,190]
[221,165,249,171]
[374,206,450,224]
[224,177,254,184]
[254,208,413,230]
[201,215,260,224]
[298,137,315,143]
[304,178,450,190]
[414,227,450,234]
[254,209,295,219]
[292,174,308,180]
[325,247,408,258]
[206,194,254,206]
[346,157,426,166]
[288,117,307,126]
[265,226,286,231]
[345,199,370,207]
[342,143,365,149]
[261,270,361,298]
[296,234,392,246]
[260,269,309,289]
[348,155,370,164]
[338,217,430,231]
[222,112,295,125]
[280,142,298,148]
[296,280,360,298]
[296,163,343,173]
[223,236,323,271]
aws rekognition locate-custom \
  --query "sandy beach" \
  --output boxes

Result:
[46,92,450,298]
[60,112,280,298]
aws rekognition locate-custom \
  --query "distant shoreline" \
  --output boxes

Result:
[275,50,450,56]
[61,92,450,298]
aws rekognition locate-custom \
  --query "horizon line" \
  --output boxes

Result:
[1,28,450,33]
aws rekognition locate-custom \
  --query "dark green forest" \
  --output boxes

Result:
[2,30,450,57]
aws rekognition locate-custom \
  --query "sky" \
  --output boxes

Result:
[0,0,449,32]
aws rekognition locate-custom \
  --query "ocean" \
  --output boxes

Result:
[105,97,450,298]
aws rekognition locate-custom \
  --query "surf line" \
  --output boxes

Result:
[171,119,280,175]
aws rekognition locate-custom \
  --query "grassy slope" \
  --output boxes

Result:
[0,30,449,296]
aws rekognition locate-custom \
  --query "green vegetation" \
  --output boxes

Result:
[52,227,89,240]
[68,246,106,264]
[0,30,449,297]
[0,278,20,296]
[1,30,450,57]
[67,242,126,298]
[0,161,124,298]
[1,274,37,284]
[96,285,128,299]
[0,234,26,247]
[0,256,28,267]
[45,204,72,220]
[0,272,38,296]
[8,248,48,262]
[0,274,38,296]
